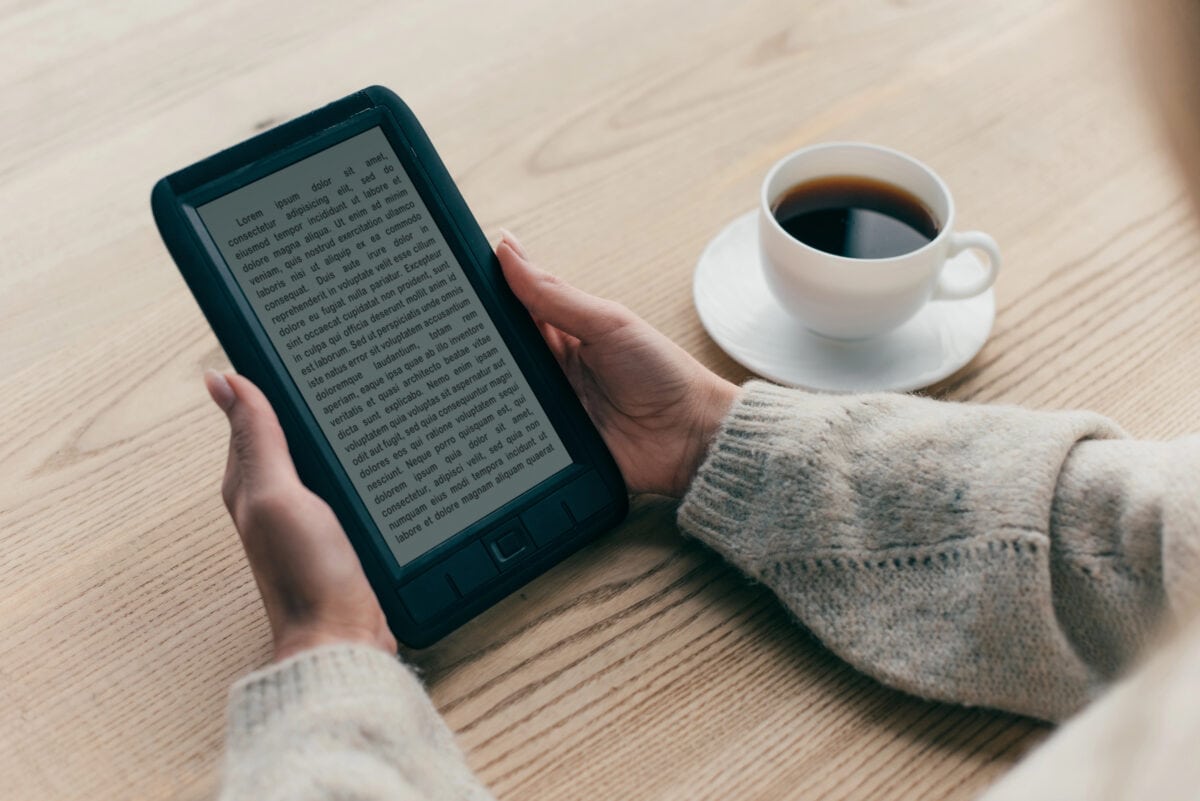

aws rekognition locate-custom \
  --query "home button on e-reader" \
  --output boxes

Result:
[398,569,457,624]
[489,529,529,565]
[445,542,499,597]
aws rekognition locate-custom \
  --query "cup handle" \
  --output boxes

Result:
[933,231,1001,300]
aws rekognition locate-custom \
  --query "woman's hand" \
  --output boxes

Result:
[497,231,738,498]
[204,371,397,663]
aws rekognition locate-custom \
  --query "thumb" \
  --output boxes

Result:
[496,233,630,341]
[204,370,296,487]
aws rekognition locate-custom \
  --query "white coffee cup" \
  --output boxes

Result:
[759,142,1000,340]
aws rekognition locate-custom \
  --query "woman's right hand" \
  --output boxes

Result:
[497,231,738,499]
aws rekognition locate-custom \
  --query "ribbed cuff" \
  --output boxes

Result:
[677,379,812,568]
[226,643,421,746]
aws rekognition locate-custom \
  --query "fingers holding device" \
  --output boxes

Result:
[495,235,738,499]
[204,370,396,662]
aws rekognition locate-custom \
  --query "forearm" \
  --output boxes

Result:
[678,380,1200,721]
[218,645,494,801]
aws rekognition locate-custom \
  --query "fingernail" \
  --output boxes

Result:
[204,370,236,412]
[498,228,528,258]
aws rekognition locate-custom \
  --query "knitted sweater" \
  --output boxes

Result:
[218,380,1200,800]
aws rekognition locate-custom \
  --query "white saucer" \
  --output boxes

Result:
[693,211,995,393]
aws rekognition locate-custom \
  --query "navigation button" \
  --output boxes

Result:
[398,569,457,624]
[521,495,572,547]
[445,542,499,596]
[560,471,608,524]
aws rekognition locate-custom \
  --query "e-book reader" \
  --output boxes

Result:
[152,87,627,646]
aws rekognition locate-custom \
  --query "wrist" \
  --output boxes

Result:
[670,376,739,498]
[272,623,397,663]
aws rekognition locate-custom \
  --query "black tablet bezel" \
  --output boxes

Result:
[152,86,626,647]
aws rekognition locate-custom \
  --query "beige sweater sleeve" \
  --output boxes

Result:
[217,644,494,801]
[678,380,1200,722]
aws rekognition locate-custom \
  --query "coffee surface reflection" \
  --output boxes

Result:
[771,175,939,260]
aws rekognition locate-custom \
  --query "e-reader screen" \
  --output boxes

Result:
[195,127,572,568]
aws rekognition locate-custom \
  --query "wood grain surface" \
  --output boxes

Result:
[3,1,1198,799]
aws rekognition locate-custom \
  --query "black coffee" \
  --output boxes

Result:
[771,175,939,259]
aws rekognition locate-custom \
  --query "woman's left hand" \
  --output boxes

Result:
[204,370,397,662]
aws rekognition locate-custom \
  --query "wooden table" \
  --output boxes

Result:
[4,0,1199,798]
